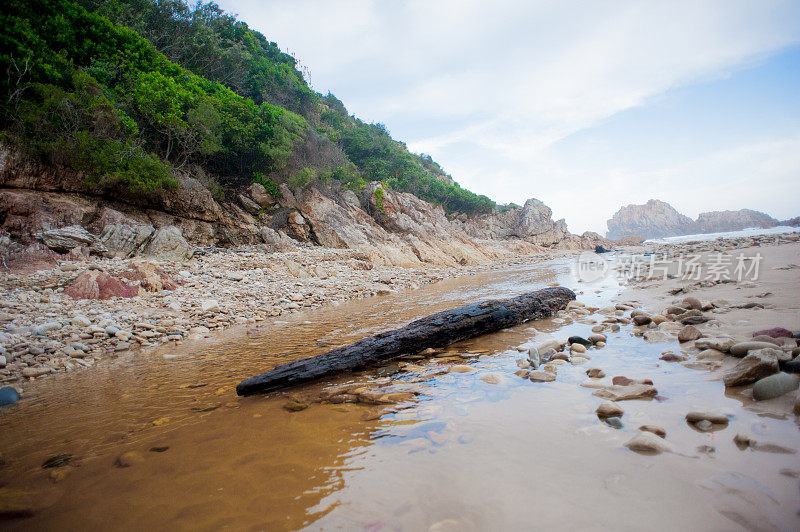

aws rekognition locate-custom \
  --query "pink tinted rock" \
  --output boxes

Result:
[752,327,793,339]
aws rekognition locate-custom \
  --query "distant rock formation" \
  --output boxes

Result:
[695,209,777,233]
[606,200,695,240]
[606,199,792,240]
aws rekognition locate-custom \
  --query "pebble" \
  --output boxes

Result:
[480,373,502,385]
[71,316,91,327]
[200,299,220,313]
[752,373,800,401]
[694,337,734,352]
[596,401,623,419]
[624,432,675,454]
[586,368,605,378]
[115,451,145,467]
[448,365,474,373]
[685,411,729,426]
[0,386,20,407]
[677,325,702,343]
[570,343,587,354]
[283,400,308,412]
[729,341,782,358]
[638,425,666,438]
[529,370,556,382]
[568,336,592,347]
[695,419,713,432]
[588,334,606,344]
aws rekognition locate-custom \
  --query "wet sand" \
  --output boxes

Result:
[1,242,799,530]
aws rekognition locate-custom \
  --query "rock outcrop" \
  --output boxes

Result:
[695,209,777,233]
[607,200,696,240]
[0,143,599,268]
[607,199,795,240]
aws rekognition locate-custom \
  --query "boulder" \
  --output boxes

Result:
[64,271,139,300]
[98,224,154,258]
[140,226,193,261]
[723,349,780,387]
[247,182,274,207]
[123,262,178,292]
[37,225,96,253]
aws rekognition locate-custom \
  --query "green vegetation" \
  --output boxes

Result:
[1,0,305,192]
[0,0,495,214]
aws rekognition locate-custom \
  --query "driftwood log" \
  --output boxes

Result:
[236,286,575,396]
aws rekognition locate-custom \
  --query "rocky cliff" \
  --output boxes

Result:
[0,144,602,270]
[606,200,696,240]
[607,199,790,240]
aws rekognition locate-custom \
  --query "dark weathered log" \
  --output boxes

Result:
[236,286,575,396]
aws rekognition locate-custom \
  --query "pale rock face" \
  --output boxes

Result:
[607,198,780,239]
[0,142,602,267]
[141,226,193,261]
[607,199,696,240]
[695,209,777,233]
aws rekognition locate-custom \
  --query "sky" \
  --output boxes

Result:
[218,0,800,235]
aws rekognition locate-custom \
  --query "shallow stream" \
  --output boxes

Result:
[1,257,798,530]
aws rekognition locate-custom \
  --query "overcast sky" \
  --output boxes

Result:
[219,0,800,234]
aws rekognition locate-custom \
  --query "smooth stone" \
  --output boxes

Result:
[449,365,474,373]
[200,299,220,313]
[514,369,531,378]
[595,341,606,348]
[677,325,702,343]
[752,373,800,401]
[570,343,587,354]
[643,330,671,343]
[624,432,675,454]
[686,411,729,425]
[536,339,564,353]
[115,451,145,467]
[596,401,623,419]
[283,400,309,411]
[480,373,503,385]
[529,370,556,382]
[694,337,735,352]
[586,368,605,378]
[651,315,667,325]
[570,356,590,364]
[0,387,19,407]
[568,336,592,347]
[729,341,781,358]
[593,384,657,401]
[603,417,623,429]
[681,316,711,325]
[527,348,540,369]
[696,349,726,361]
[542,363,559,374]
[660,351,688,362]
[751,335,782,346]
[784,360,800,374]
[632,315,652,326]
[638,425,666,438]
[695,419,713,432]
[70,316,91,327]
[723,349,780,387]
[588,334,606,344]
[41,454,72,468]
[752,327,793,339]
[681,297,702,310]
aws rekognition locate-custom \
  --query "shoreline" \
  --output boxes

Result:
[0,245,573,397]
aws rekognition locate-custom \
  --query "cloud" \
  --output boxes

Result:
[219,0,800,233]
